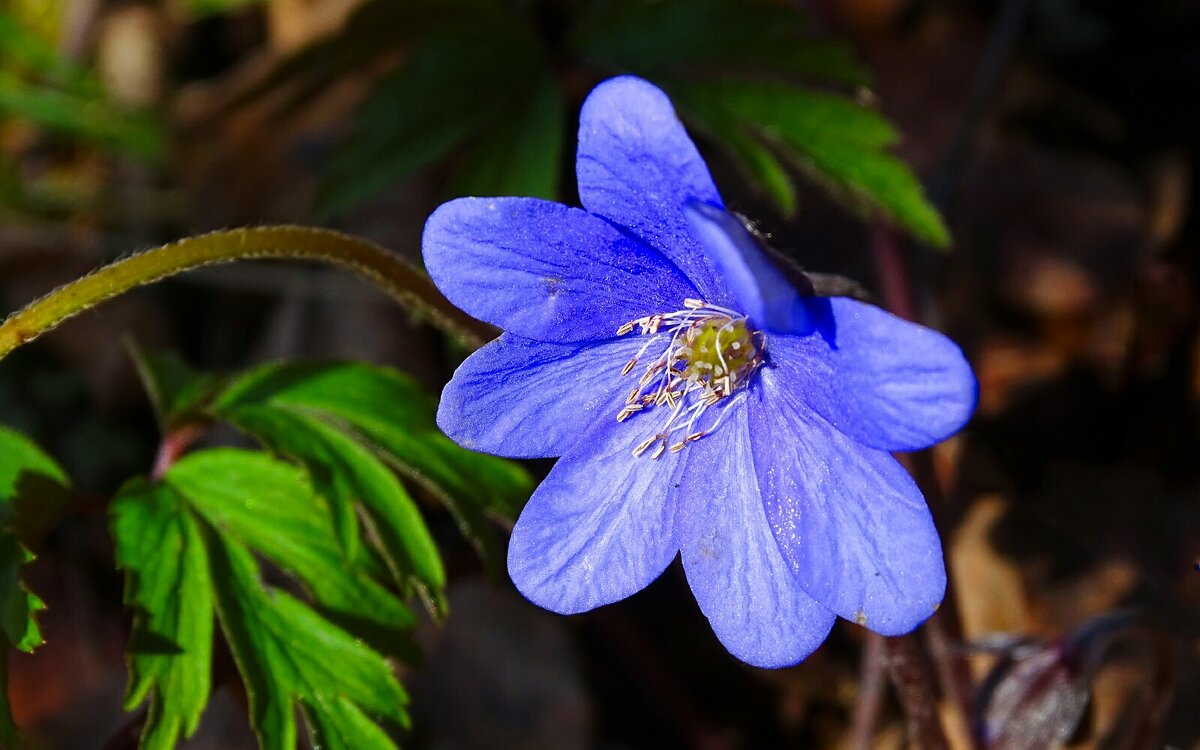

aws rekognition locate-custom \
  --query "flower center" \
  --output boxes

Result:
[615,298,765,459]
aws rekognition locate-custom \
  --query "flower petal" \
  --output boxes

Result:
[682,201,809,333]
[575,76,730,304]
[750,366,946,635]
[677,400,836,667]
[770,297,977,451]
[437,333,641,459]
[423,196,697,342]
[507,417,683,614]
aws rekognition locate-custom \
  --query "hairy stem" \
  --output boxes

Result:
[0,225,493,361]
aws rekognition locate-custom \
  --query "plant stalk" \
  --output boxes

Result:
[0,225,494,362]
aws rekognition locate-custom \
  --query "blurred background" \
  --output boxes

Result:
[1,0,1198,747]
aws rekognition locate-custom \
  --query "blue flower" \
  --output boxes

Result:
[423,76,976,668]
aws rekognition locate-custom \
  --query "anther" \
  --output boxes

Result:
[614,299,765,458]
[632,436,658,458]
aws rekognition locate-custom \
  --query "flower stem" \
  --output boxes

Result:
[885,634,950,750]
[0,225,494,362]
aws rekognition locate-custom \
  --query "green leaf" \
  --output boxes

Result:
[0,9,163,159]
[315,23,546,217]
[164,450,415,639]
[0,427,70,652]
[449,73,565,200]
[215,362,533,574]
[681,91,797,215]
[0,426,69,749]
[219,404,445,608]
[222,0,510,116]
[204,525,408,750]
[0,70,163,159]
[0,537,39,658]
[571,0,870,86]
[673,81,950,247]
[112,454,412,750]
[0,426,69,542]
[111,479,213,750]
[126,340,221,430]
[0,10,99,94]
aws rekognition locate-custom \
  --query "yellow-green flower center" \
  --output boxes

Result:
[615,299,765,458]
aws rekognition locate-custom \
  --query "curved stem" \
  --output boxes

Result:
[0,225,494,361]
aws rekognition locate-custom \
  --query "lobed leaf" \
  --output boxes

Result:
[113,448,414,750]
[219,404,446,608]
[127,341,221,430]
[204,526,408,750]
[164,450,416,639]
[215,361,533,574]
[315,22,546,217]
[0,426,70,748]
[111,479,213,750]
[673,80,950,247]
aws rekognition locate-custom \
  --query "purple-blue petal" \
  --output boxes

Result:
[750,366,946,635]
[437,333,641,459]
[677,400,836,667]
[507,417,683,614]
[575,76,731,305]
[771,297,977,451]
[423,197,697,342]
[683,202,810,333]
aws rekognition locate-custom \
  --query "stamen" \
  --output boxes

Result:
[615,299,765,457]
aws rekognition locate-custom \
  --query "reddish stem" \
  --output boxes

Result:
[150,423,205,481]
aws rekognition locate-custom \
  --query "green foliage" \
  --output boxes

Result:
[112,352,533,749]
[0,426,70,748]
[245,0,946,245]
[0,10,164,159]
[314,18,553,217]
[111,479,213,750]
[127,341,220,430]
[569,0,870,86]
[112,451,412,750]
[214,361,531,576]
[672,81,951,247]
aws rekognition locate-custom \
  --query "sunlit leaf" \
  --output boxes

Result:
[219,404,445,608]
[112,479,213,750]
[215,362,533,574]
[165,450,415,641]
[205,526,407,750]
[113,448,414,750]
